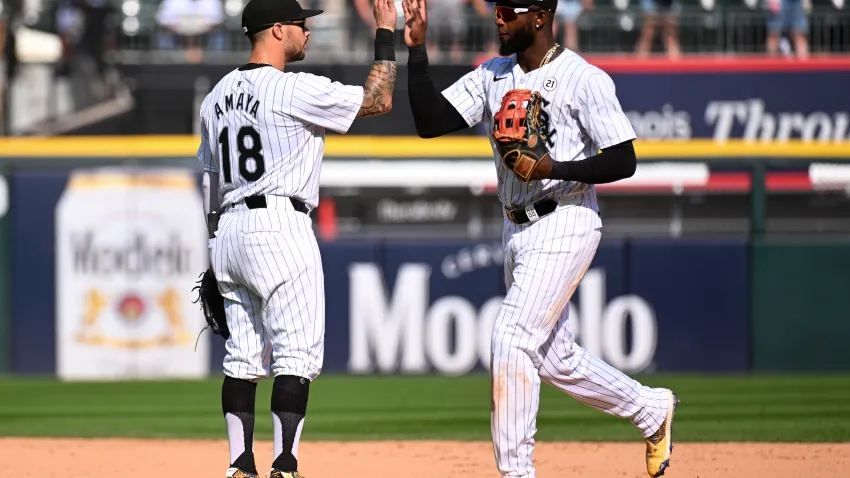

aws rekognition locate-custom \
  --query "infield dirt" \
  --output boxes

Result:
[3,438,849,477]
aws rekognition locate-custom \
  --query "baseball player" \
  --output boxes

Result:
[401,0,679,476]
[193,0,398,476]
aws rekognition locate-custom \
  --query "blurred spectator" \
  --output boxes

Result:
[349,0,489,61]
[56,0,117,80]
[348,0,377,50]
[554,0,592,52]
[1,0,21,82]
[766,0,810,59]
[635,0,681,60]
[426,0,489,63]
[55,0,119,101]
[155,0,226,62]
[1,0,22,135]
[463,0,496,58]
[54,0,119,108]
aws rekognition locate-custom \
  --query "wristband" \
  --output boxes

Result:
[407,44,428,64]
[550,161,571,181]
[374,28,396,61]
[407,44,429,79]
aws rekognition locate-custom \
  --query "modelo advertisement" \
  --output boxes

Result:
[320,238,750,375]
[54,168,211,380]
[613,71,850,143]
[4,166,749,376]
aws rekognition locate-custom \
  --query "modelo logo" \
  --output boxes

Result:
[72,231,193,277]
[347,263,657,376]
[706,99,850,142]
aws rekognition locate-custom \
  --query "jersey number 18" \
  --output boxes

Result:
[218,126,265,183]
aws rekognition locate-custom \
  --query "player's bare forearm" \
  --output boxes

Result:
[357,60,397,118]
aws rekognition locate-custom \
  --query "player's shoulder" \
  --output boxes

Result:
[556,51,607,79]
[475,56,514,79]
[567,53,615,83]
[291,71,336,87]
[204,69,239,98]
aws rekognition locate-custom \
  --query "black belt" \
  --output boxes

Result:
[242,195,309,214]
[505,199,558,225]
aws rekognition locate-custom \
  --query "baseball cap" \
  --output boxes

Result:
[241,0,323,37]
[488,0,557,11]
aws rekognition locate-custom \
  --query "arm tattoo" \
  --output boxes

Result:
[356,60,397,118]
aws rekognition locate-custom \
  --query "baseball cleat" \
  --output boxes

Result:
[267,470,305,478]
[645,390,679,477]
[226,467,259,478]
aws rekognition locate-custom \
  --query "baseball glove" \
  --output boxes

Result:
[192,269,230,340]
[493,89,552,182]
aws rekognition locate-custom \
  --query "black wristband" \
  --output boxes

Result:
[408,44,428,63]
[550,161,571,181]
[374,28,396,61]
[407,44,429,79]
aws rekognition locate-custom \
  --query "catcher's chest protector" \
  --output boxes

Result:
[494,89,533,141]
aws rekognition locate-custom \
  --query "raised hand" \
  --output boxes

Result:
[401,0,428,47]
[374,0,398,31]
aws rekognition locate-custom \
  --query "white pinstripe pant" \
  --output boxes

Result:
[491,202,670,477]
[210,198,325,381]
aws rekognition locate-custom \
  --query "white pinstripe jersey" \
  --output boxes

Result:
[197,65,364,210]
[442,49,636,211]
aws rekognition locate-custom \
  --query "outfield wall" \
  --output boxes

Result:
[751,240,850,372]
[0,166,848,377]
[93,58,850,138]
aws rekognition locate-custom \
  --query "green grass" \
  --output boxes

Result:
[1,374,849,442]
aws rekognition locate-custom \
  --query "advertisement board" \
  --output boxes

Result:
[86,61,850,140]
[322,238,750,375]
[54,168,210,380]
[614,71,850,143]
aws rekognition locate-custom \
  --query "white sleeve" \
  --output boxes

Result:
[441,67,486,127]
[289,72,365,134]
[196,119,218,173]
[575,70,637,150]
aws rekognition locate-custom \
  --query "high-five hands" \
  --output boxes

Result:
[374,0,398,31]
[401,0,427,47]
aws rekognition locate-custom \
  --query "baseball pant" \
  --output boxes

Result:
[491,203,670,477]
[210,197,325,381]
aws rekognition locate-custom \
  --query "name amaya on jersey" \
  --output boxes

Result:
[212,92,262,119]
[442,49,637,212]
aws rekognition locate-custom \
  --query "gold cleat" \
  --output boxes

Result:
[226,468,259,478]
[645,390,679,477]
[267,470,305,478]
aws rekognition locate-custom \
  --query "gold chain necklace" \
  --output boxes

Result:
[540,43,561,68]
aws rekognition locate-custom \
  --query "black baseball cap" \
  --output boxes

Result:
[488,0,557,11]
[241,0,323,37]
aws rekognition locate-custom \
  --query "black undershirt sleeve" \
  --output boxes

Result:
[549,140,637,184]
[407,45,470,138]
